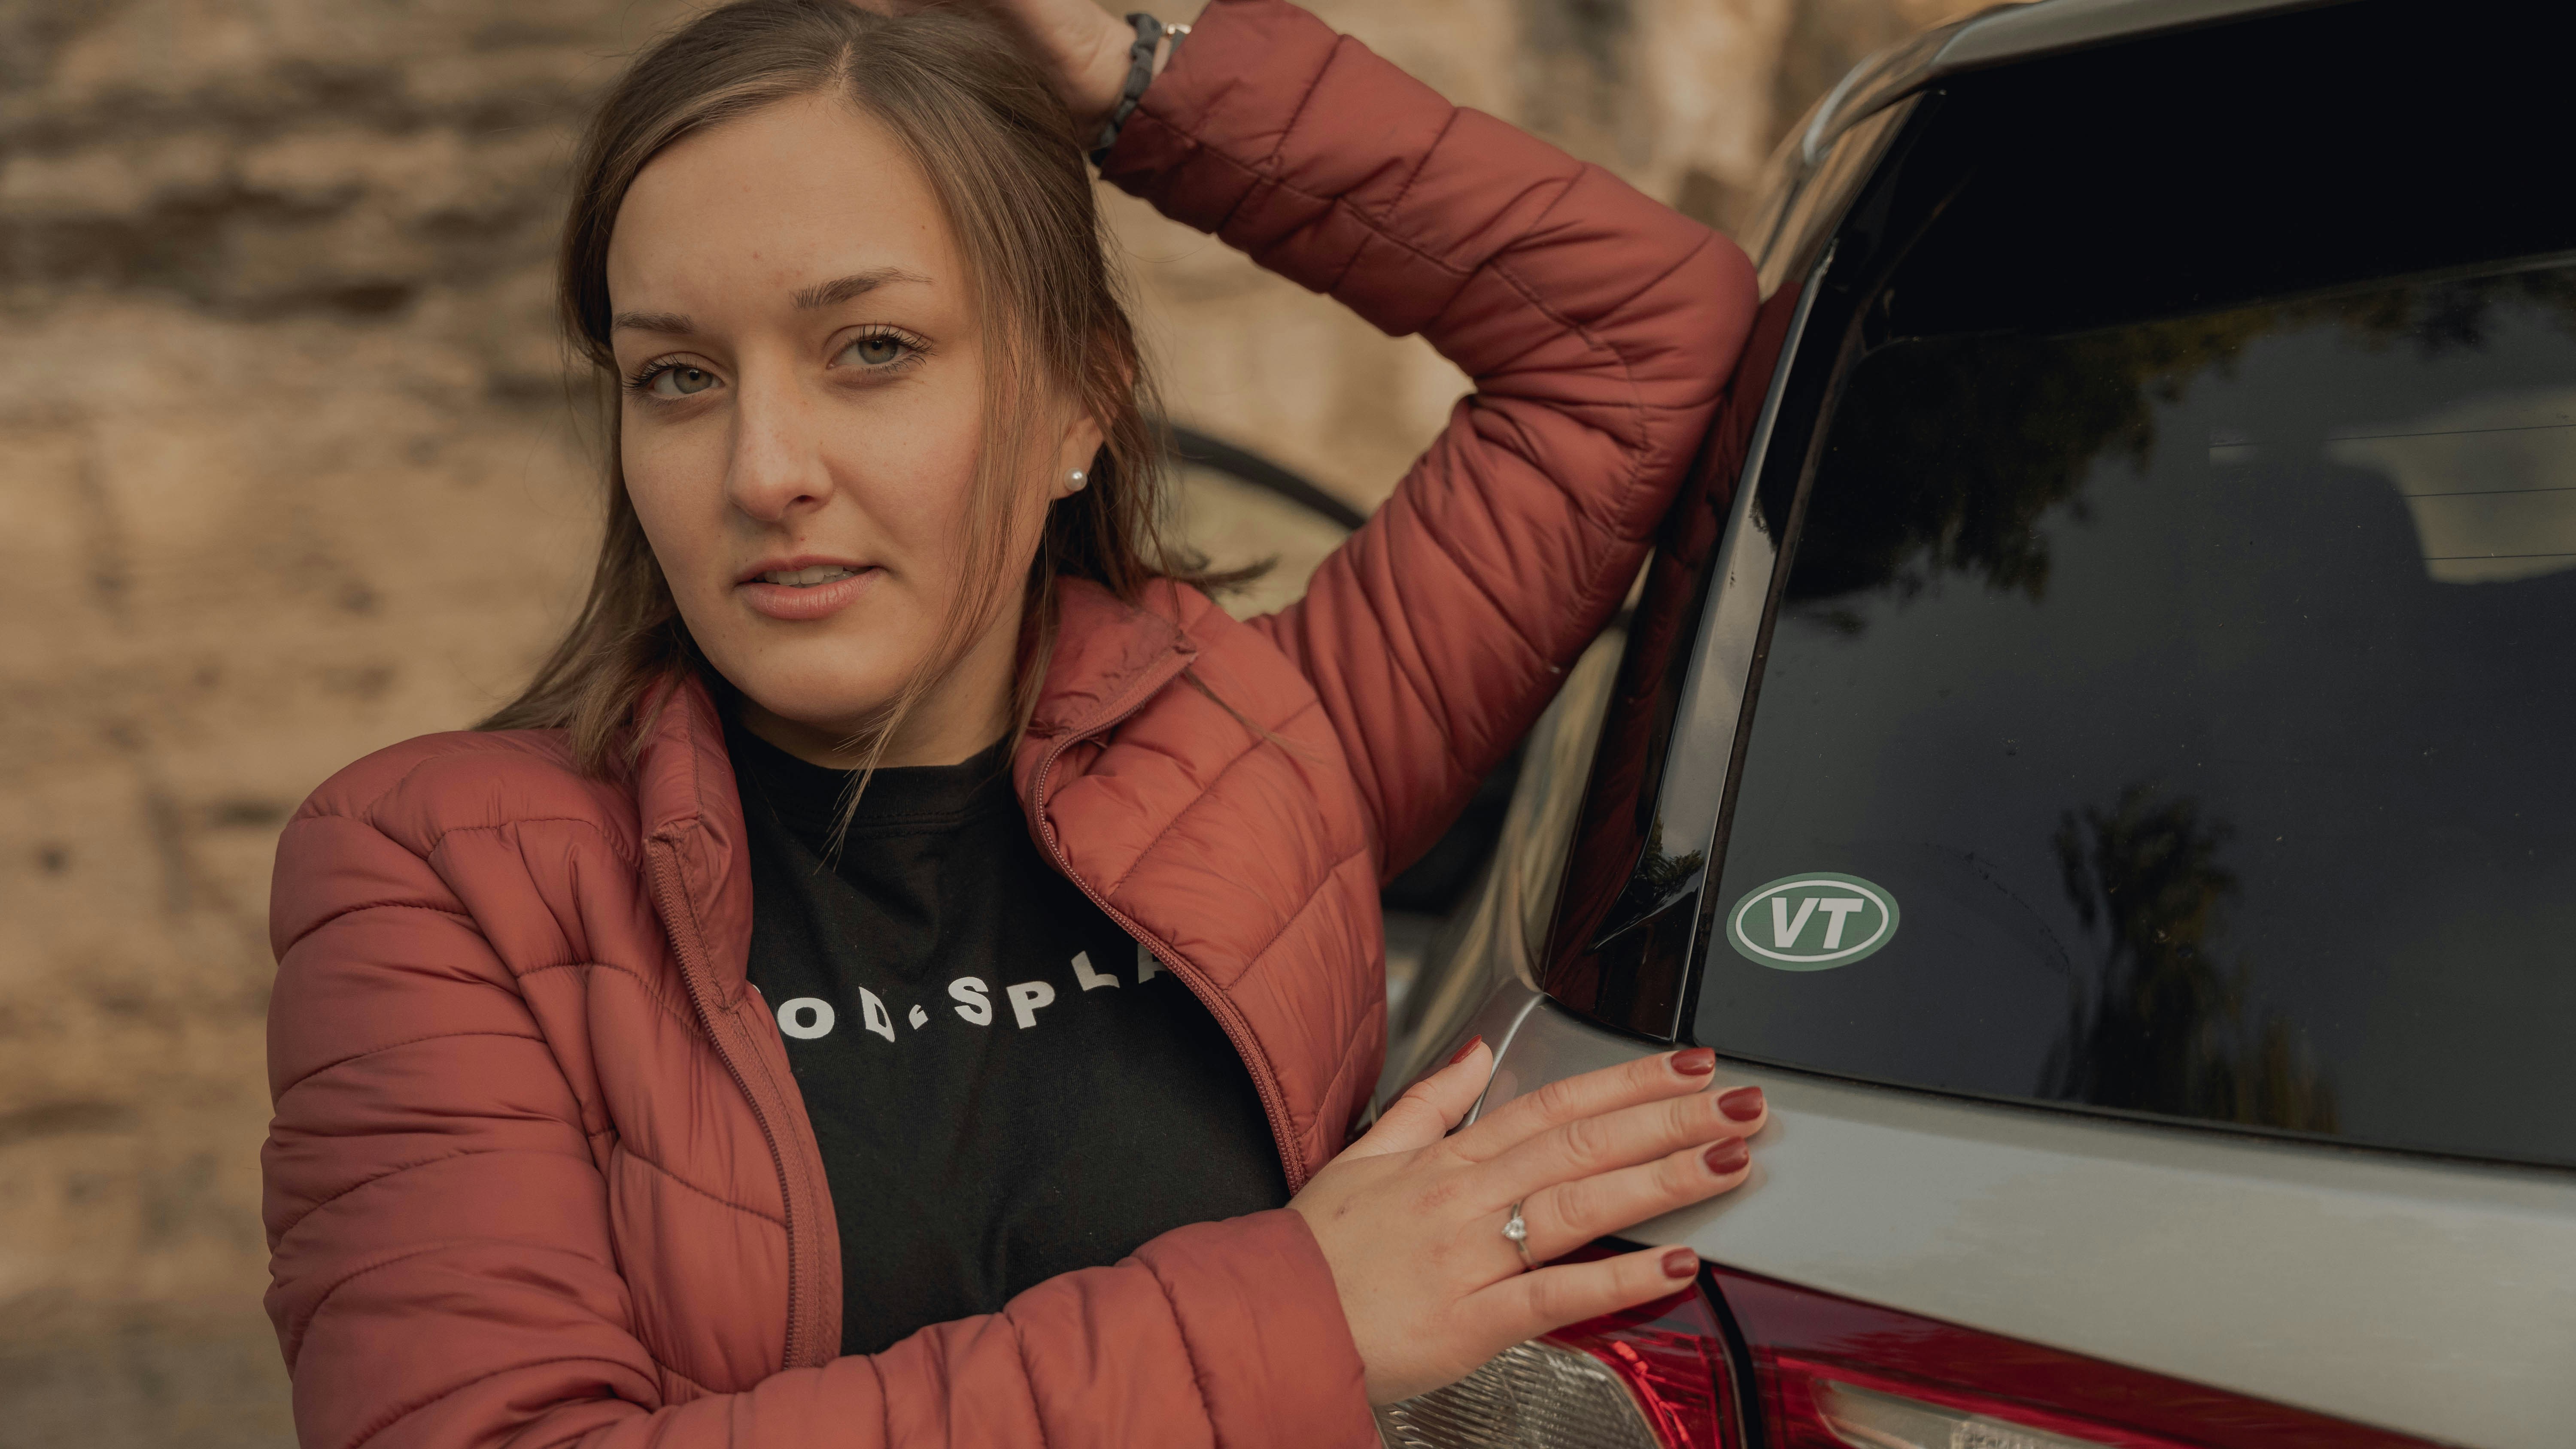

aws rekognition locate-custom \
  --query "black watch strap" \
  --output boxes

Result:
[1089,13,1183,167]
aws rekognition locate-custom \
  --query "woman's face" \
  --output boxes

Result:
[607,92,1098,767]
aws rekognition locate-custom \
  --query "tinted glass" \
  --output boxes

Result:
[1677,0,2576,1167]
[1689,0,2576,1168]
[1701,253,2576,1164]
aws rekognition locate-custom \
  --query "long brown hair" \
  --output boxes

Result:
[484,0,1227,773]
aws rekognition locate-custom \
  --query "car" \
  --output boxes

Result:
[1370,1,2576,1446]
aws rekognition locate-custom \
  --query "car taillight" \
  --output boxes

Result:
[1376,1251,2442,1449]
[1376,1259,1744,1449]
[1713,1266,2443,1449]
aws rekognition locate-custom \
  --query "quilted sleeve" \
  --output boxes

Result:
[1101,0,1758,874]
[262,803,671,1448]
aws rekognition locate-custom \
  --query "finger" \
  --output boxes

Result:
[1516,1134,1752,1262]
[1446,1047,1721,1162]
[1340,1038,1493,1162]
[1473,1082,1766,1207]
[1468,1243,1703,1345]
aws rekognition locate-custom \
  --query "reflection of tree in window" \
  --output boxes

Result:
[2042,785,2337,1133]
[2330,266,2576,361]
[1788,267,2576,630]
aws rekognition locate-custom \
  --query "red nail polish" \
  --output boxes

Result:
[1704,1137,1750,1175]
[1670,1047,1717,1076]
[1718,1086,1765,1122]
[1661,1247,1698,1278]
[1447,1035,1485,1067]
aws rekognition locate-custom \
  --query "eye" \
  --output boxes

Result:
[838,332,915,369]
[648,365,719,398]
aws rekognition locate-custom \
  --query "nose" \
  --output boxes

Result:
[723,359,832,523]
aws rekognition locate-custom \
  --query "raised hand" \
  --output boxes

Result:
[1290,1043,1768,1404]
[865,0,1144,124]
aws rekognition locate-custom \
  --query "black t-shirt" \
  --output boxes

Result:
[725,718,1291,1355]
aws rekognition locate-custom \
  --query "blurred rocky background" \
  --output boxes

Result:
[0,0,1969,1440]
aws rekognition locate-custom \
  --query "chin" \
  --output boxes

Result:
[710,641,918,737]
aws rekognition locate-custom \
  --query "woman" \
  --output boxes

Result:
[261,0,1763,1442]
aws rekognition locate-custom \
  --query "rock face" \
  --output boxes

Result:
[0,0,1963,1441]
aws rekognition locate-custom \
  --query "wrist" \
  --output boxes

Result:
[1073,10,1140,126]
[1085,13,1188,165]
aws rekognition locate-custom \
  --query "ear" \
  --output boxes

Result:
[1050,406,1108,501]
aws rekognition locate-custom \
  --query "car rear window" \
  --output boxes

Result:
[1692,9,2576,1167]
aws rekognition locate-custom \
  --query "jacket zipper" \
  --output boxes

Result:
[1024,665,1312,1192]
[646,842,821,1369]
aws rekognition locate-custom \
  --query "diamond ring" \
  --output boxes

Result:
[1502,1202,1533,1268]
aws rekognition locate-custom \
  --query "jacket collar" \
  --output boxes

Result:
[633,576,1200,1000]
[1025,577,1198,738]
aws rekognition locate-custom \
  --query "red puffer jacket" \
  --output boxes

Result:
[261,3,1755,1444]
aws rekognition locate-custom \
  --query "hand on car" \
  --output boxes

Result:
[1291,1043,1767,1404]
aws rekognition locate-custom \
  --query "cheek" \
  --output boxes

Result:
[819,383,989,576]
[620,418,729,594]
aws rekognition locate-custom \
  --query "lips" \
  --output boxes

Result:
[759,563,863,587]
[736,556,880,622]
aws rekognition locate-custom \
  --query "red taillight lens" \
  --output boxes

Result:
[1376,1264,1744,1448]
[1713,1267,2442,1449]
[1543,1279,1741,1448]
[1379,1252,2440,1449]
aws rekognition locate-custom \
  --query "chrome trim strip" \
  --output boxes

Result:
[1800,26,1954,167]
[1753,99,1913,300]
[1492,996,2576,1449]
[1934,0,2341,75]
[1461,984,1544,1127]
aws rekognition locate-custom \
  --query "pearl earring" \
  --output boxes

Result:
[1067,469,1088,491]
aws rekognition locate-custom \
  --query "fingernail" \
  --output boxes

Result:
[1670,1047,1717,1076]
[1447,1035,1485,1067]
[1718,1086,1765,1122]
[1704,1137,1750,1175]
[1661,1247,1698,1278]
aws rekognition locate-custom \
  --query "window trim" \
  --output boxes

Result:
[1533,97,1931,1041]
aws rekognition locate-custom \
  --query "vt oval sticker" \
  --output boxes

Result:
[1726,873,1899,970]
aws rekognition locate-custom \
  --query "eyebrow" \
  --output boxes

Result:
[609,268,932,335]
[793,267,931,310]
[610,309,697,336]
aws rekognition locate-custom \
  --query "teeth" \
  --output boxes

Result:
[761,565,859,587]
